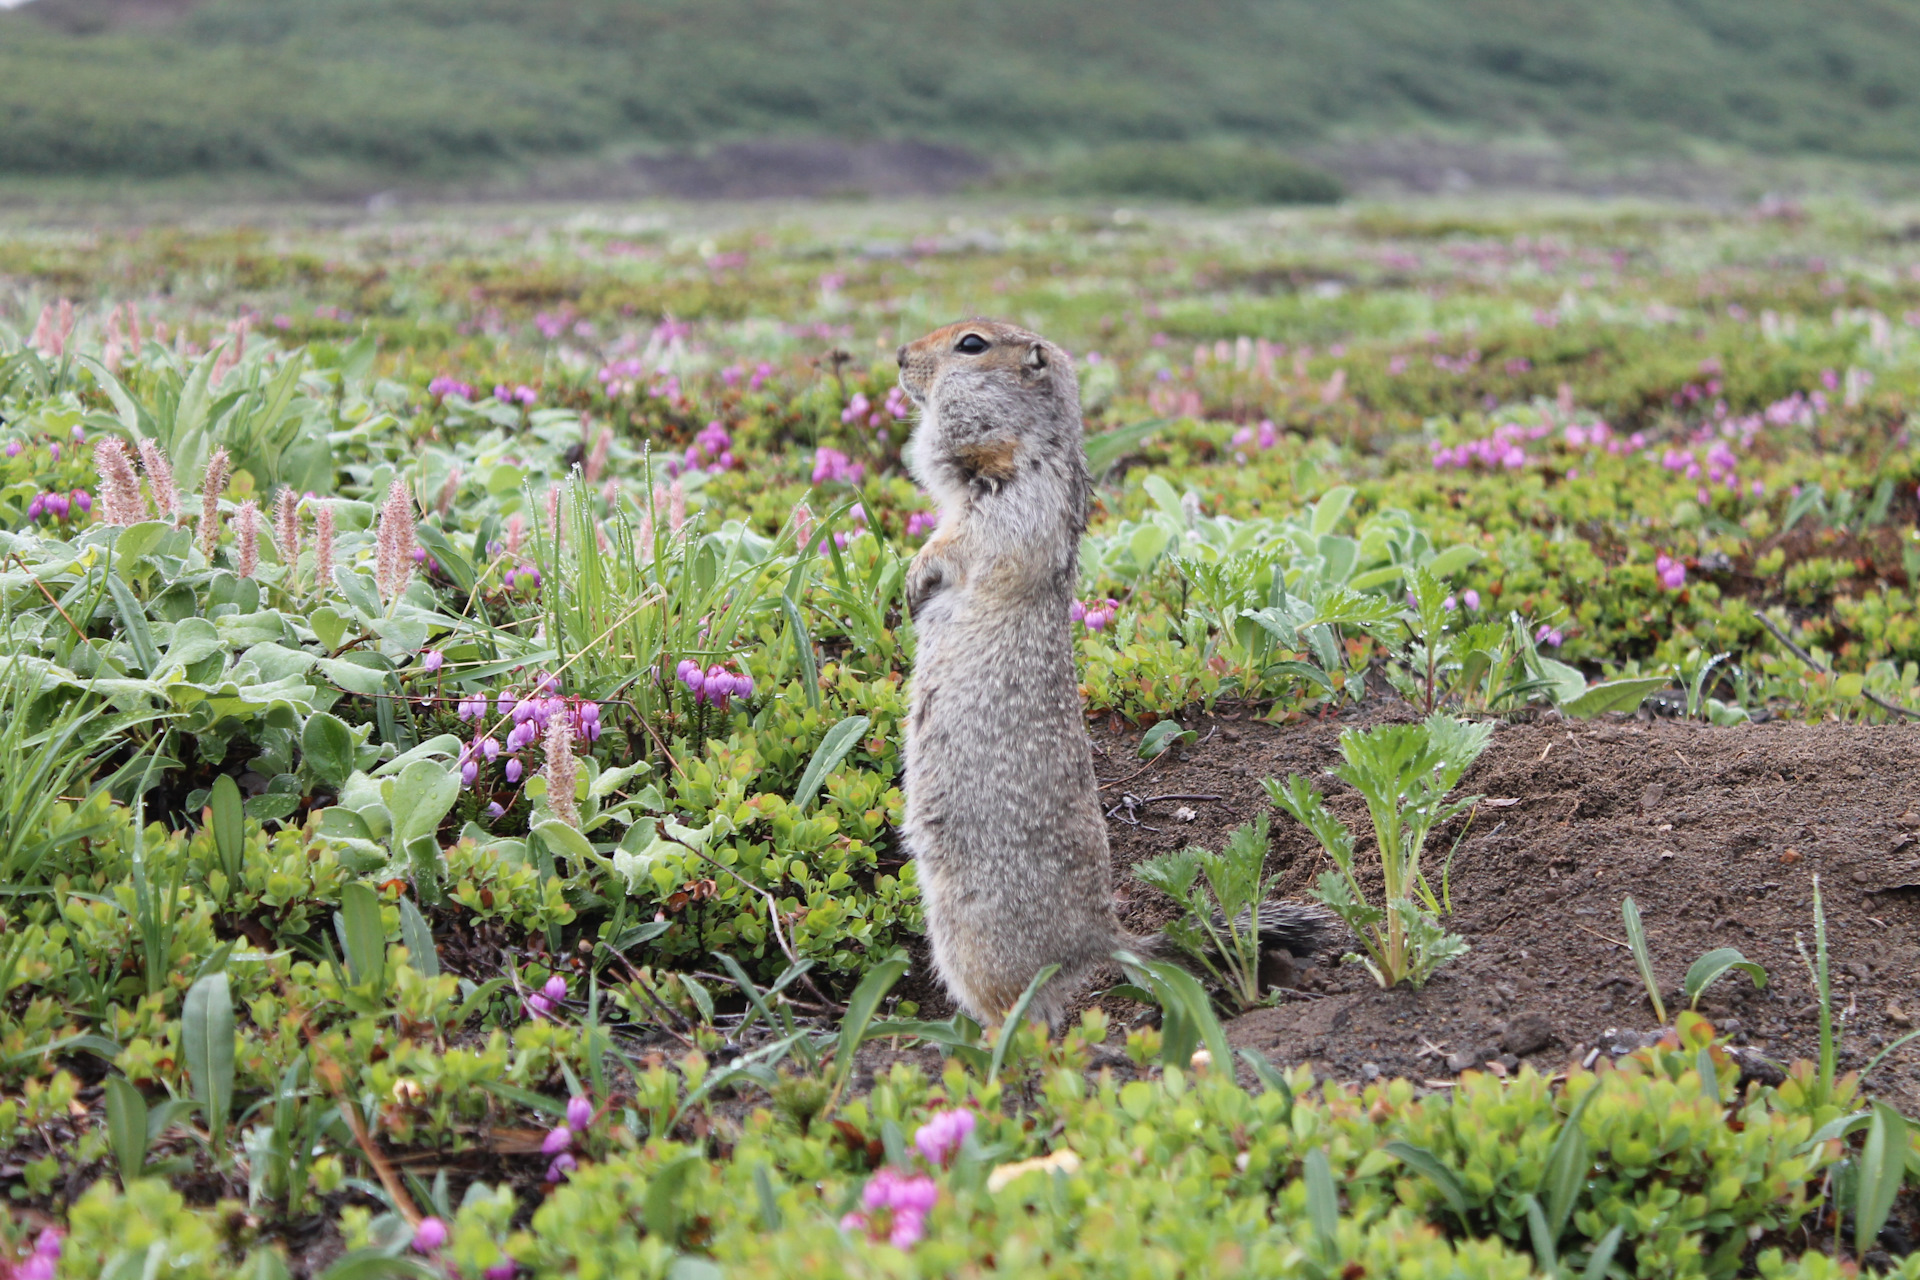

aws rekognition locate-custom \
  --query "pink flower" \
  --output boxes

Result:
[567,1094,594,1130]
[543,1125,573,1156]
[1655,553,1687,591]
[1462,589,1481,610]
[913,1109,975,1166]
[412,1218,448,1254]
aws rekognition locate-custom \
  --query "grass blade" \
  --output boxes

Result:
[1519,1192,1556,1273]
[1619,896,1666,1025]
[1385,1140,1470,1224]
[1237,1048,1294,1118]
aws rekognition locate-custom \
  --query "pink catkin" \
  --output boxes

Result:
[314,503,335,594]
[668,479,686,535]
[126,303,143,353]
[584,426,612,483]
[635,511,654,564]
[235,501,260,579]
[505,513,525,557]
[136,438,182,523]
[94,440,149,526]
[198,448,229,560]
[436,467,461,516]
[275,488,301,566]
[104,309,125,372]
[545,486,562,539]
[543,713,580,830]
[793,503,815,555]
[376,481,415,602]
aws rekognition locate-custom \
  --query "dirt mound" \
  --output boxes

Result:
[1085,708,1920,1110]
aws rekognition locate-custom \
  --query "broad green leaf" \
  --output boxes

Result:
[209,774,245,881]
[1304,1147,1339,1262]
[302,712,357,790]
[1386,1140,1469,1220]
[1532,656,1588,706]
[829,951,910,1096]
[534,818,599,864]
[105,573,159,675]
[791,714,869,813]
[385,759,459,846]
[396,895,439,977]
[1425,543,1483,578]
[1683,947,1768,1009]
[106,1075,149,1183]
[1620,896,1666,1025]
[1561,676,1671,719]
[337,882,386,989]
[1857,1101,1908,1256]
[1310,485,1355,536]
[1084,416,1168,476]
[182,971,235,1144]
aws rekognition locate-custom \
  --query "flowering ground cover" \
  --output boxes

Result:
[0,197,1918,1276]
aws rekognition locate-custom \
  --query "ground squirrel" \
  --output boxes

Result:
[896,318,1332,1028]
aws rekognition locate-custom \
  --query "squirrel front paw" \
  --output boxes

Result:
[906,546,952,619]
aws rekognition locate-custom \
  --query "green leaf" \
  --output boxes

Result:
[1561,676,1670,719]
[105,573,159,676]
[309,607,351,652]
[1857,1101,1909,1257]
[1584,1225,1624,1280]
[1310,485,1356,536]
[781,594,820,711]
[386,759,459,847]
[1520,1193,1557,1272]
[644,1150,703,1243]
[413,523,474,596]
[302,712,357,790]
[1385,1140,1470,1222]
[791,714,869,813]
[1620,896,1666,1025]
[1237,1049,1294,1116]
[397,895,439,977]
[182,971,235,1144]
[988,963,1061,1086]
[534,818,599,864]
[105,1075,149,1183]
[1543,1085,1597,1238]
[1304,1147,1340,1263]
[1683,947,1767,1009]
[1084,416,1169,476]
[829,950,909,1097]
[209,774,245,882]
[1424,543,1483,578]
[337,882,386,990]
[1138,718,1196,759]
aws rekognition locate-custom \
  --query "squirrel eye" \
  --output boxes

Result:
[955,334,990,354]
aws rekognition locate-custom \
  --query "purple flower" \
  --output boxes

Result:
[543,1125,573,1156]
[913,1109,975,1166]
[496,692,518,720]
[505,758,524,784]
[412,1217,448,1254]
[1463,589,1481,609]
[546,1153,577,1183]
[1655,553,1687,591]
[4,440,19,458]
[460,760,479,788]
[421,649,444,674]
[567,1094,594,1130]
[485,801,505,820]
[457,694,488,722]
[481,736,501,761]
[526,992,553,1019]
[71,489,91,514]
[543,975,568,1003]
[485,1262,518,1280]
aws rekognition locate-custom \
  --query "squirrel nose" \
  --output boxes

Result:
[895,344,909,368]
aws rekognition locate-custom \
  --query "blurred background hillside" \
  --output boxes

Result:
[2,0,1919,198]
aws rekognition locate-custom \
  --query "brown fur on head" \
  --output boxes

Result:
[896,319,1089,533]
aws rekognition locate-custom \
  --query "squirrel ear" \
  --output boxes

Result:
[1024,341,1048,373]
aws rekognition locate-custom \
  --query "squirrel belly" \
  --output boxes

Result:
[895,318,1334,1029]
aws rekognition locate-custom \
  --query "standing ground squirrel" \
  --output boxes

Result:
[896,318,1332,1028]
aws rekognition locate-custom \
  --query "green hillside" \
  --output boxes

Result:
[2,0,1919,179]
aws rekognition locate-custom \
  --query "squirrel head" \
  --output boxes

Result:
[895,319,1087,520]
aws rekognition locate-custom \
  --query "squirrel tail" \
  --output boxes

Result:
[1128,899,1340,988]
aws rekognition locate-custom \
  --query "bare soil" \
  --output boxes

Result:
[1070,705,1920,1111]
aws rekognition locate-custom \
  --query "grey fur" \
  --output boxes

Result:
[896,318,1332,1028]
